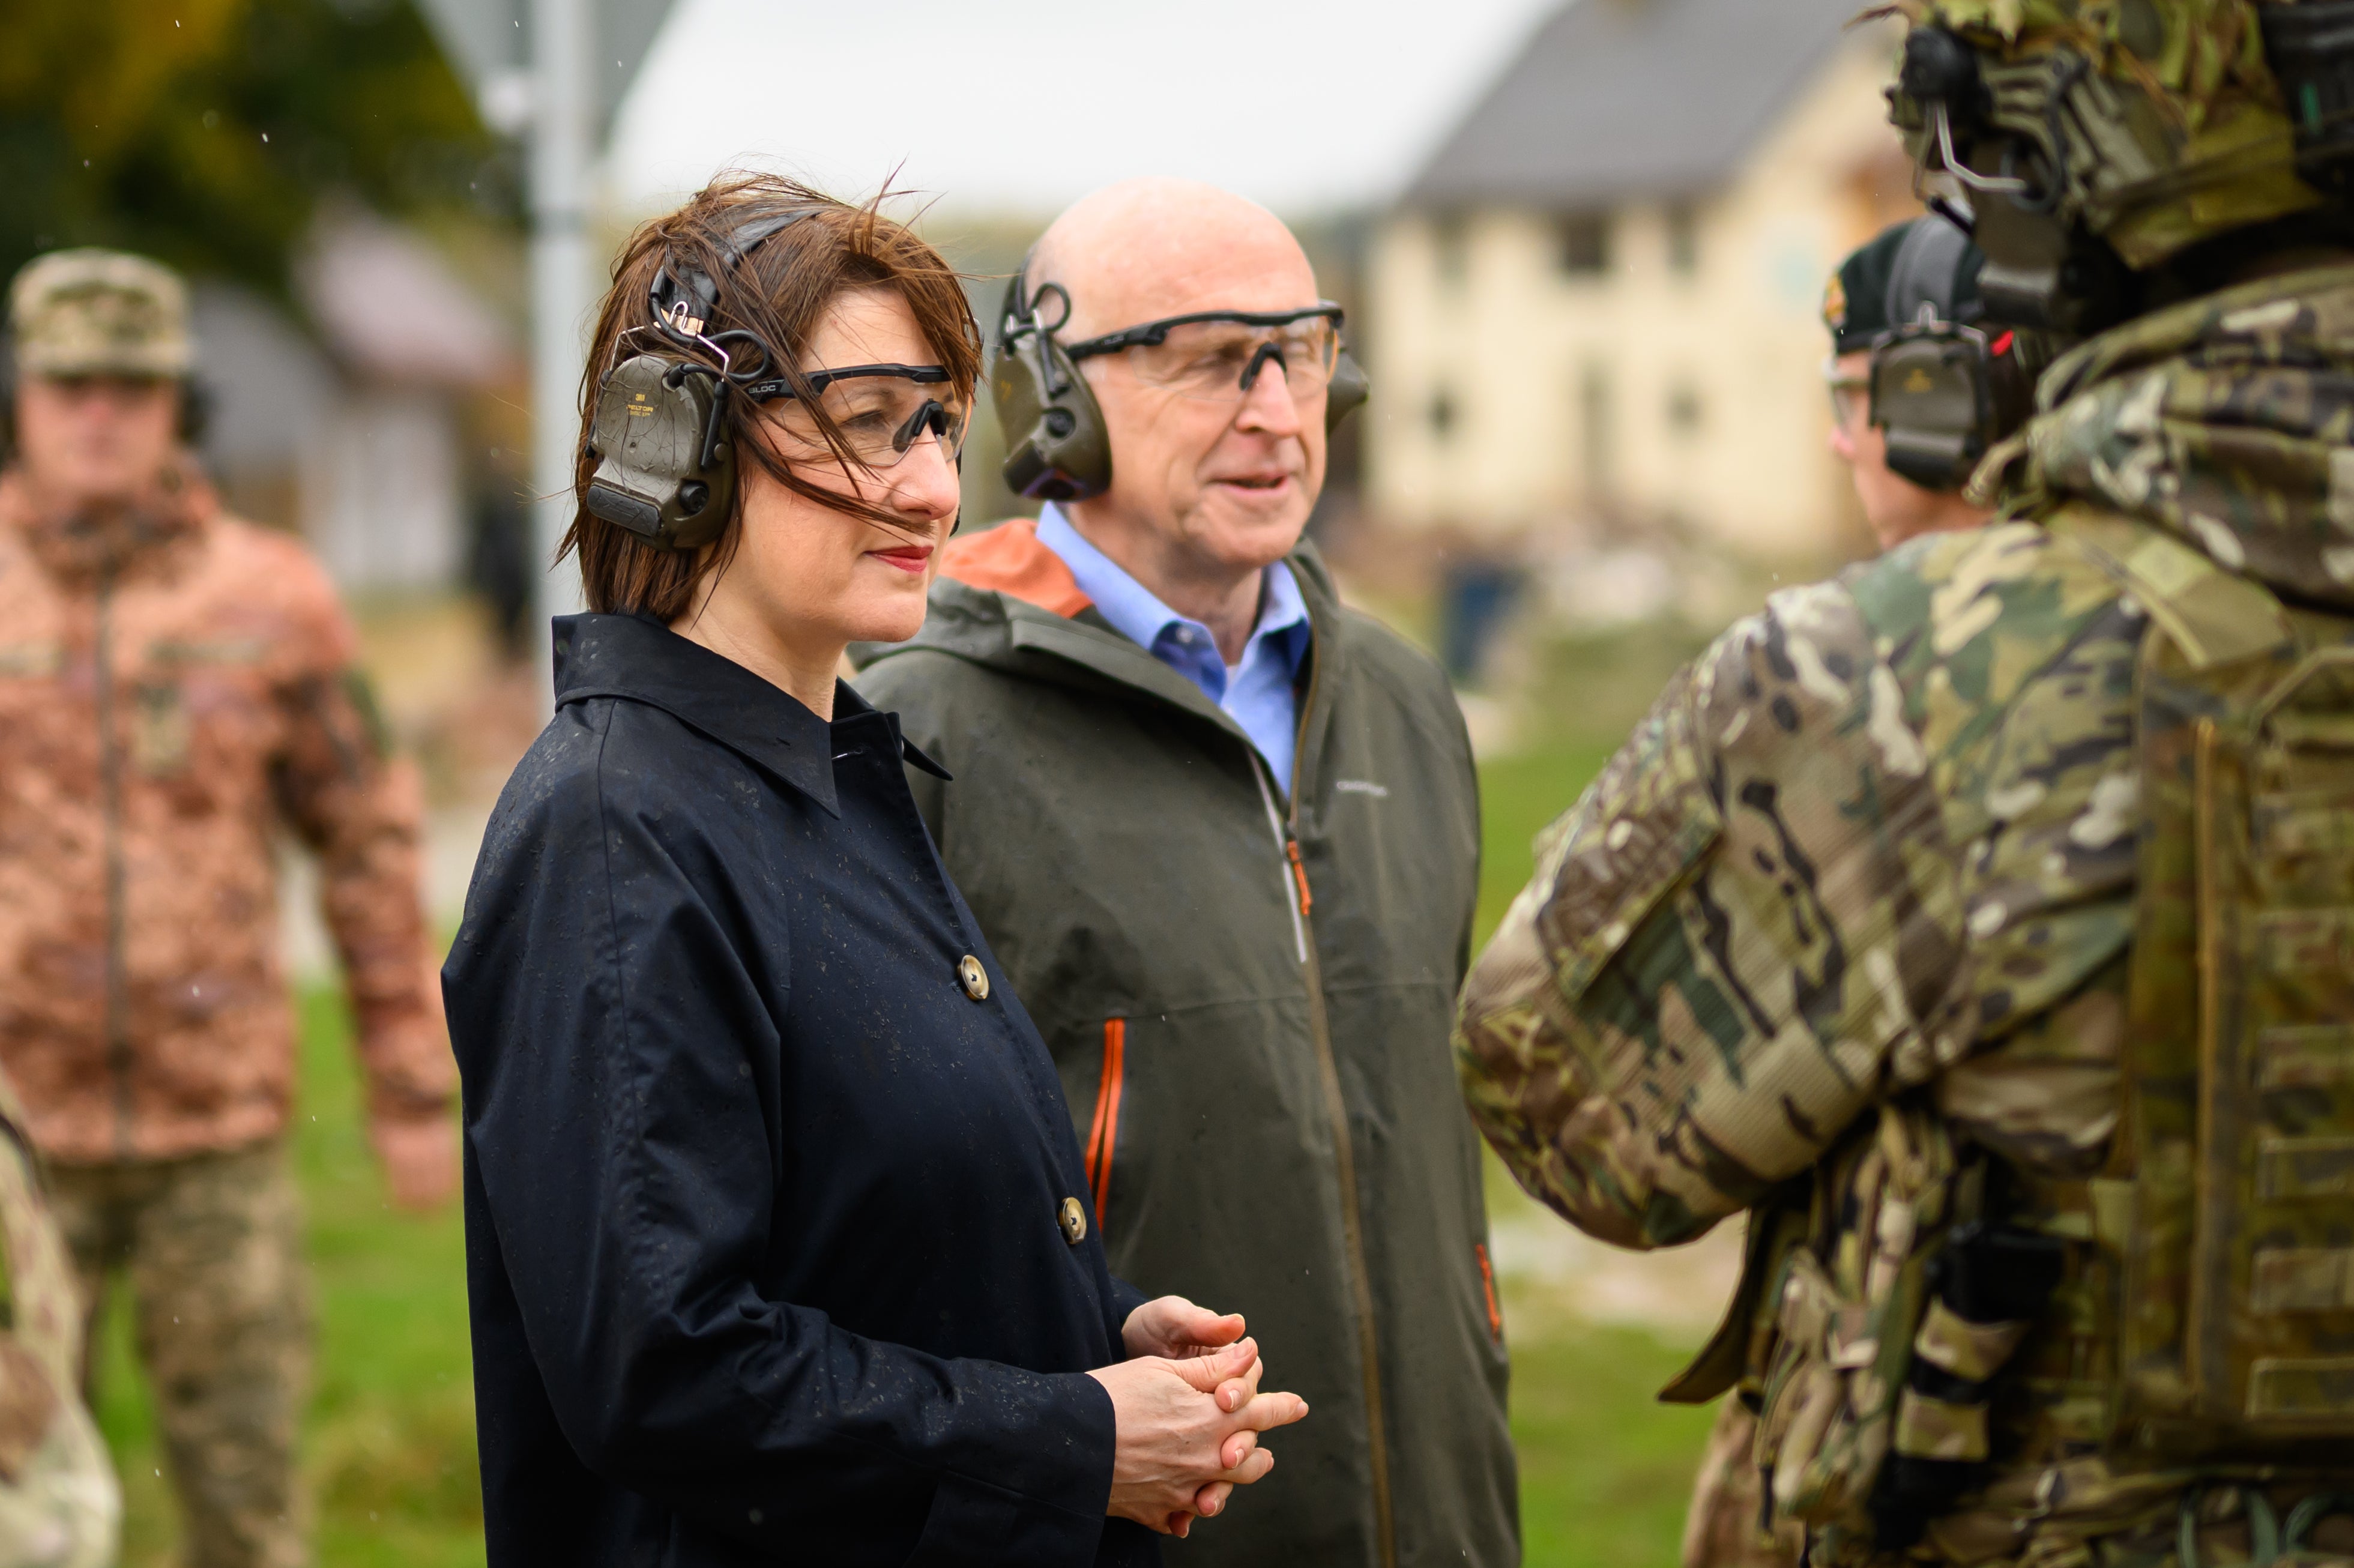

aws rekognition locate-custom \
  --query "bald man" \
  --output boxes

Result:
[859,181,1518,1566]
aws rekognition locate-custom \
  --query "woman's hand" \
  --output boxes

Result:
[1088,1338,1309,1537]
[1121,1295,1246,1361]
[1118,1296,1263,1524]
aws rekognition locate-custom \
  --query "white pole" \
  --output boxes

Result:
[529,0,593,707]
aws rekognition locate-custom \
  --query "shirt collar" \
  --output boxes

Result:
[1034,503,1311,680]
[551,614,950,816]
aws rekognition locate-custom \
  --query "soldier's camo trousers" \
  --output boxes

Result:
[47,1141,309,1568]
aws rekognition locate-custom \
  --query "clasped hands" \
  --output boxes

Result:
[1087,1295,1309,1538]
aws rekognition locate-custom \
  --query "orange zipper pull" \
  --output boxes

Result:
[1285,838,1312,917]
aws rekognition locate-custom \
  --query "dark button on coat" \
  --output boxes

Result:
[444,612,1156,1568]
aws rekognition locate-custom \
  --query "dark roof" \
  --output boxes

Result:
[1406,0,1880,209]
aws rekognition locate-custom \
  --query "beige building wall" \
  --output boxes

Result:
[1368,29,1913,558]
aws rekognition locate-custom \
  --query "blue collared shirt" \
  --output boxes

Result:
[1035,504,1313,794]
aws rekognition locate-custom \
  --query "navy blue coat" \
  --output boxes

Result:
[444,612,1157,1567]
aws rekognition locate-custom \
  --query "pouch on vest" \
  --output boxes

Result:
[2055,508,2354,1452]
[1748,1101,1957,1554]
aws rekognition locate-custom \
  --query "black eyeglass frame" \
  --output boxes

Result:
[737,361,968,466]
[1060,304,1347,364]
[734,361,955,403]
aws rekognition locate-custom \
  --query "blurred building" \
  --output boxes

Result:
[193,209,519,591]
[1368,0,1917,556]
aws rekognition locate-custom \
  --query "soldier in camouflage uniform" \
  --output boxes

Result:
[1459,5,2354,1564]
[1685,213,2018,1568]
[0,250,457,1568]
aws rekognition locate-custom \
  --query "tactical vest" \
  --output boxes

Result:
[1690,509,2354,1566]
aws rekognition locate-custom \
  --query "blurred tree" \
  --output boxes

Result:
[0,0,515,301]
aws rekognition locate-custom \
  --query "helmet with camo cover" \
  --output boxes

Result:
[1883,0,2350,330]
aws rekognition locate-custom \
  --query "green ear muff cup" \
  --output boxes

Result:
[1871,334,1991,492]
[584,354,737,552]
[992,333,1112,503]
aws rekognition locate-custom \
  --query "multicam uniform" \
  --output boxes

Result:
[0,250,452,1568]
[1457,267,2354,1567]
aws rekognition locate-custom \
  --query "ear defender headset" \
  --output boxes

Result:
[584,206,976,556]
[991,256,1372,503]
[581,210,814,552]
[1870,314,2037,491]
[1862,217,2041,492]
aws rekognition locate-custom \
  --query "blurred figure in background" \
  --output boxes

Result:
[1680,211,2012,1568]
[860,179,1517,1567]
[464,451,534,666]
[0,249,456,1568]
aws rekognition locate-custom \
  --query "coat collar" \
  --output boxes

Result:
[554,614,952,818]
[901,525,1350,807]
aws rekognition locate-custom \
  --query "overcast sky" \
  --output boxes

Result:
[608,0,1565,219]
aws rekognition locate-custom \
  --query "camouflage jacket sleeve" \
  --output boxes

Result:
[1456,524,2145,1247]
[270,558,454,1126]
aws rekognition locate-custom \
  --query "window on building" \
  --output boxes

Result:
[1667,381,1703,437]
[1665,203,1699,276]
[1433,216,1468,289]
[1557,213,1611,277]
[1428,385,1459,441]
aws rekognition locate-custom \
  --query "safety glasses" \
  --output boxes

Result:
[744,363,971,469]
[1064,306,1345,403]
[1823,359,1873,429]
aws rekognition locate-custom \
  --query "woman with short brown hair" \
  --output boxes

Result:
[442,175,1305,1567]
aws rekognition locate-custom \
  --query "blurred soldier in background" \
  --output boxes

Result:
[1460,3,2354,1564]
[860,179,1517,1566]
[0,249,456,1568]
[1682,211,2018,1568]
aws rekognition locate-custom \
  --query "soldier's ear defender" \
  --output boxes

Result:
[582,208,814,552]
[991,259,1372,504]
[1868,317,2035,492]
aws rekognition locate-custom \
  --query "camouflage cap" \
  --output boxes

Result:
[8,249,192,379]
[1884,0,2320,268]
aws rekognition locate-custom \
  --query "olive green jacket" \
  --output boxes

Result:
[856,525,1518,1568]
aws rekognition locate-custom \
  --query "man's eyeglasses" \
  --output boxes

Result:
[743,363,971,470]
[1064,306,1346,403]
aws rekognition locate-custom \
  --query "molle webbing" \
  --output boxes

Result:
[2054,506,2354,1449]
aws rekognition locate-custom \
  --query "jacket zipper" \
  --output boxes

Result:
[97,569,132,1162]
[1251,740,1396,1568]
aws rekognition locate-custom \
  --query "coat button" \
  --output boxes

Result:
[956,955,989,1001]
[1059,1196,1088,1246]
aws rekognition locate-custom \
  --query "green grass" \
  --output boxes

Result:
[92,988,483,1568]
[1508,1327,1718,1567]
[82,654,1695,1566]
[1475,743,1619,945]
